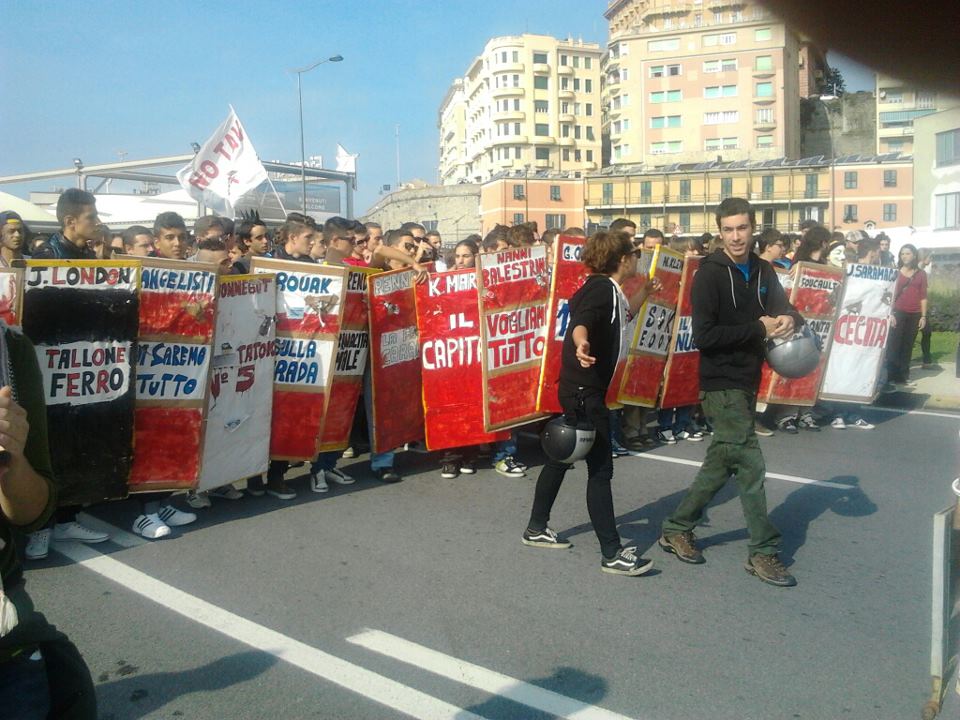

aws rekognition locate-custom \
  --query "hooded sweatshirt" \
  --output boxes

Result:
[559,273,627,393]
[691,249,802,393]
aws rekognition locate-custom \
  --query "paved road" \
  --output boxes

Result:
[23,406,960,720]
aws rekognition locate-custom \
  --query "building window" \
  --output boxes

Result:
[574,125,582,139]
[936,129,960,167]
[560,54,567,66]
[534,75,548,90]
[640,212,652,229]
[533,52,548,64]
[535,123,550,136]
[844,171,858,189]
[648,38,681,52]
[843,204,858,223]
[721,177,733,197]
[535,100,549,113]
[573,78,581,91]
[650,64,682,77]
[756,107,774,124]
[586,103,593,116]
[550,185,561,201]
[651,141,682,154]
[881,89,903,104]
[679,179,691,201]
[585,57,592,69]
[755,82,773,97]
[514,122,520,134]
[515,146,522,159]
[640,181,652,202]
[805,173,818,198]
[561,76,569,90]
[602,182,613,204]
[574,149,582,161]
[917,91,936,110]
[650,115,681,129]
[562,149,570,161]
[883,169,897,187]
[513,184,525,200]
[513,74,520,86]
[704,110,739,124]
[755,55,773,71]
[704,32,737,47]
[573,55,580,68]
[536,147,550,161]
[757,134,773,148]
[561,124,570,138]
[755,28,772,41]
[679,212,690,231]
[587,127,596,141]
[585,79,592,93]
[883,204,897,222]
[651,89,682,103]
[513,213,525,225]
[762,175,774,199]
[935,193,960,229]
[705,84,738,98]
[586,150,593,162]
[545,214,566,230]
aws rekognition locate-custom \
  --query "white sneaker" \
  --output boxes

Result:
[831,416,846,429]
[25,529,51,560]
[185,490,212,509]
[341,446,355,458]
[310,471,329,493]
[208,485,243,500]
[53,521,109,544]
[157,505,196,527]
[848,417,875,430]
[132,514,171,539]
[326,467,355,485]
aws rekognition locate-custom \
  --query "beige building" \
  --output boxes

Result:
[583,154,912,235]
[479,172,586,234]
[601,0,824,167]
[875,72,960,155]
[912,106,960,231]
[438,34,603,185]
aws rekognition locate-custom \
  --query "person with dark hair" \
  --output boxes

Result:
[757,228,788,269]
[640,227,665,251]
[608,218,637,237]
[364,221,383,251]
[507,224,535,248]
[0,211,27,267]
[877,233,895,267]
[120,226,155,257]
[153,212,188,260]
[453,239,479,269]
[660,197,803,587]
[798,218,819,236]
[884,243,927,389]
[522,230,658,576]
[32,189,98,260]
[562,227,586,237]
[399,221,426,241]
[793,226,830,264]
[219,216,235,250]
[481,225,509,252]
[231,219,271,273]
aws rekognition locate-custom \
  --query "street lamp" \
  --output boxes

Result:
[291,54,343,215]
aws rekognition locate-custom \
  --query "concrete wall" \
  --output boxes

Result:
[361,184,481,245]
[801,92,877,158]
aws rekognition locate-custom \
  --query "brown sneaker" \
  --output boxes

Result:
[745,553,797,587]
[658,531,705,564]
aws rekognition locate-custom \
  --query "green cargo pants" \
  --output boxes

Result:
[662,388,781,556]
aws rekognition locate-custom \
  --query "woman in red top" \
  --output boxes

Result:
[886,243,928,387]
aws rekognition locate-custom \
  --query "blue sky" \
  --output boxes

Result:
[0,0,875,216]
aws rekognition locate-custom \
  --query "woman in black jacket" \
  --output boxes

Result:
[521,231,659,576]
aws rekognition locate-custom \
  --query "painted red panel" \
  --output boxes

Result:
[660,256,701,409]
[477,246,550,431]
[368,269,424,453]
[129,406,202,489]
[140,290,215,340]
[416,268,508,451]
[0,269,21,325]
[537,236,588,414]
[270,390,326,459]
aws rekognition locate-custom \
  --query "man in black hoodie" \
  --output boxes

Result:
[660,198,803,587]
[31,189,98,261]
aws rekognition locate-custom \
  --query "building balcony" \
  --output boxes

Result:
[558,64,574,76]
[497,62,525,73]
[494,110,526,122]
[752,70,775,79]
[534,158,551,169]
[532,63,551,74]
[878,125,915,137]
[753,118,777,130]
[492,135,528,146]
[492,86,524,98]
[559,89,576,100]
[640,3,692,21]
[707,0,746,10]
[530,136,557,145]
[559,112,576,123]
[752,96,776,104]
[498,157,515,168]
[558,137,575,147]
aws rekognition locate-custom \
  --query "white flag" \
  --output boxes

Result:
[177,108,268,215]
[335,143,358,173]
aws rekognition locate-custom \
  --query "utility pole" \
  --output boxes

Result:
[395,124,401,189]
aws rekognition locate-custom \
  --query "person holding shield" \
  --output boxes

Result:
[521,231,659,576]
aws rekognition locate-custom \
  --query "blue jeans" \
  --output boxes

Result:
[0,649,50,720]
[609,409,625,445]
[493,434,517,463]
[363,365,395,470]
[310,451,339,474]
[658,406,692,433]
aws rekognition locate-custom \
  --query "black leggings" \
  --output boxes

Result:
[528,388,621,558]
[887,310,921,383]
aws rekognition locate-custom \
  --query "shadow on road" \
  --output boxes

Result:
[95,650,276,720]
[456,665,610,720]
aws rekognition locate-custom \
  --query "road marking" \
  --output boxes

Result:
[54,541,486,720]
[871,406,960,420]
[347,629,637,720]
[634,453,855,489]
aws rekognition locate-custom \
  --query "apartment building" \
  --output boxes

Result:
[438,34,602,185]
[583,153,912,234]
[602,0,821,167]
[479,172,585,234]
[912,106,960,231]
[875,72,960,155]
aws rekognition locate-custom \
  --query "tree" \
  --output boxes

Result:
[818,67,846,97]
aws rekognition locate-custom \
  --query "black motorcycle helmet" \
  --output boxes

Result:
[540,413,596,463]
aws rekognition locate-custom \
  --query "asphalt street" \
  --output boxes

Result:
[22,405,960,720]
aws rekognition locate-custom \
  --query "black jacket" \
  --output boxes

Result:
[559,274,624,393]
[31,233,95,260]
[692,250,802,393]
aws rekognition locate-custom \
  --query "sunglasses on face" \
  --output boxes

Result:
[354,237,369,245]
[402,242,417,252]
